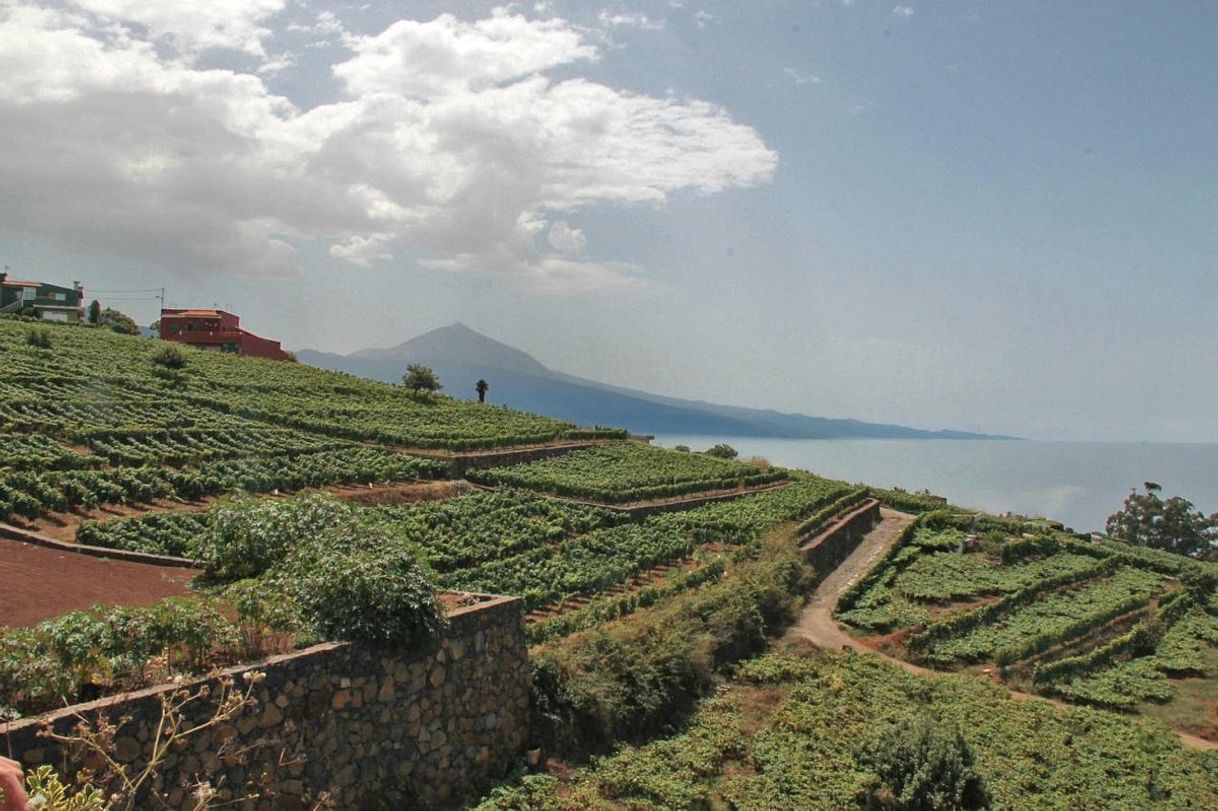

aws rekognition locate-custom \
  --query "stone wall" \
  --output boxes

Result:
[6,594,530,810]
[799,498,882,577]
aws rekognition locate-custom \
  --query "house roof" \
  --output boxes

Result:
[161,309,230,318]
[0,279,43,287]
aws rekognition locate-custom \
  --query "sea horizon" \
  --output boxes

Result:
[651,435,1218,534]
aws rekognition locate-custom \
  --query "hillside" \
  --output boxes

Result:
[298,323,1011,440]
[2,315,1215,810]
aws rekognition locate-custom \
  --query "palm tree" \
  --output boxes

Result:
[475,379,489,403]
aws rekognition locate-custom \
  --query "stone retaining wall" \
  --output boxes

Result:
[6,594,529,810]
[800,499,882,577]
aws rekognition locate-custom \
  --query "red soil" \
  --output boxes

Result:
[0,538,195,628]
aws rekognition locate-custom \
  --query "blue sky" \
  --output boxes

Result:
[2,1,1215,441]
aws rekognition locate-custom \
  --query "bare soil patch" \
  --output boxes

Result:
[0,538,195,627]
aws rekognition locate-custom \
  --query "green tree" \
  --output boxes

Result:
[704,443,738,460]
[98,307,140,335]
[476,378,489,403]
[862,717,991,810]
[402,363,442,396]
[87,299,101,325]
[1106,482,1218,559]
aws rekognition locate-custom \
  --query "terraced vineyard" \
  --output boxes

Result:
[835,512,1218,725]
[493,649,1218,809]
[0,317,622,522]
[467,442,787,504]
[73,478,853,612]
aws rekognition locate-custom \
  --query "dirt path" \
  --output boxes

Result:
[786,508,1218,752]
[0,538,195,627]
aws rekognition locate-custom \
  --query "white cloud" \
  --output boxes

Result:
[892,5,915,17]
[335,11,598,99]
[547,221,587,254]
[597,10,665,30]
[0,4,777,293]
[784,67,821,86]
[693,9,713,28]
[72,0,286,57]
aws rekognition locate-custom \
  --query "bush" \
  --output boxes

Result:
[861,716,991,810]
[152,344,187,370]
[530,541,810,752]
[703,443,738,460]
[25,327,52,348]
[271,519,443,647]
[196,494,359,580]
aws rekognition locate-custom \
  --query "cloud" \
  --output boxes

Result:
[0,4,777,293]
[597,10,665,31]
[892,5,915,17]
[693,9,713,28]
[783,67,821,86]
[547,221,587,254]
[73,0,286,57]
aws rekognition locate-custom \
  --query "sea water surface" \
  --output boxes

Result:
[651,436,1218,533]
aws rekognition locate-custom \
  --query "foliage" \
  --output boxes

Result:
[87,299,101,325]
[861,716,991,810]
[196,493,360,580]
[1106,482,1218,559]
[401,363,442,394]
[25,326,53,348]
[517,649,1218,809]
[1,765,106,811]
[469,442,786,504]
[151,344,187,370]
[98,307,140,335]
[529,538,810,752]
[0,598,239,715]
[269,516,443,647]
[703,442,738,459]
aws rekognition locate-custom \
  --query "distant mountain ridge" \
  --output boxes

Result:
[297,324,1012,440]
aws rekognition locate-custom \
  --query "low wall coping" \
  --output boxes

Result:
[0,522,199,569]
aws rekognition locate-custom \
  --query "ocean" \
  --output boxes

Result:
[650,436,1218,533]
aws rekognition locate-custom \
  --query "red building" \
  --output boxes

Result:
[158,309,291,361]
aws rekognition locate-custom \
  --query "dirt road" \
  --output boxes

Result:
[786,508,1218,752]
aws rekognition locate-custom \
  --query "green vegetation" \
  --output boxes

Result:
[402,362,442,395]
[468,442,786,504]
[835,509,1218,722]
[482,649,1218,809]
[0,320,622,519]
[529,536,811,753]
[1107,481,1218,559]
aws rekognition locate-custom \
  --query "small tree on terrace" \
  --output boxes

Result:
[861,717,991,810]
[402,364,442,397]
[704,443,739,460]
[1106,482,1218,559]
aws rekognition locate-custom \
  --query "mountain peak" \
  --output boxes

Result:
[349,323,551,375]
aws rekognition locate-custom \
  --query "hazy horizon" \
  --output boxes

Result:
[2,2,1215,442]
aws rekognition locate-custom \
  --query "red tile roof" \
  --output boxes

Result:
[162,309,226,317]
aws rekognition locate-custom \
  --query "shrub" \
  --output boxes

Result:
[530,541,810,752]
[861,716,991,810]
[151,344,187,370]
[703,443,738,460]
[25,327,53,348]
[271,519,443,647]
[196,493,359,580]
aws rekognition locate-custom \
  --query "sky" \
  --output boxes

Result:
[1,1,1215,442]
